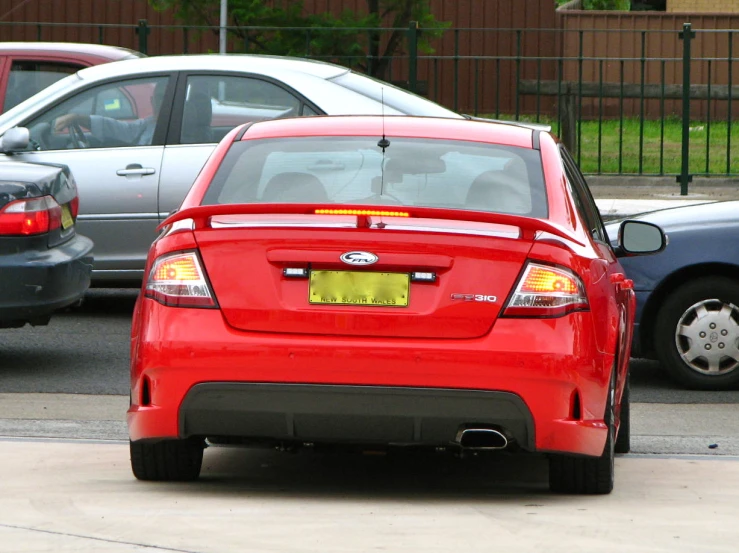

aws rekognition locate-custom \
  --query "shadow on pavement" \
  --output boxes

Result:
[74,288,140,315]
[188,445,554,500]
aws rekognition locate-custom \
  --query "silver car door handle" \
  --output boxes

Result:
[116,165,156,176]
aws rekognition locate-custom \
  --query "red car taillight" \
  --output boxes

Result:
[0,196,63,236]
[145,251,217,308]
[503,262,589,318]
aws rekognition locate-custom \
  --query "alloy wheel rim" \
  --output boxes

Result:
[674,299,739,376]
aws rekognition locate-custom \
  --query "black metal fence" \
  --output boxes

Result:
[3,20,738,191]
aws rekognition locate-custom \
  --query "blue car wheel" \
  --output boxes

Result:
[655,277,739,390]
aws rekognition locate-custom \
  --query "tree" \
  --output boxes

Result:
[555,0,632,8]
[148,0,449,80]
[583,0,630,9]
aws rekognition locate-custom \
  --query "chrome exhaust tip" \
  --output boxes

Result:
[456,427,508,450]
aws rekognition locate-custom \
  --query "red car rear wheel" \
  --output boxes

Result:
[614,372,630,454]
[130,437,205,481]
[548,370,616,495]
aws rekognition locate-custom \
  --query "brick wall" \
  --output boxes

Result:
[667,0,739,12]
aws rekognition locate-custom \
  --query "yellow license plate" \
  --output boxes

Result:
[309,271,409,307]
[61,204,74,230]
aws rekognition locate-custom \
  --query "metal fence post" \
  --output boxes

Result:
[407,21,418,94]
[678,22,695,195]
[727,32,733,175]
[576,29,583,164]
[453,29,459,112]
[639,31,646,175]
[515,29,522,121]
[136,19,150,55]
[366,29,374,76]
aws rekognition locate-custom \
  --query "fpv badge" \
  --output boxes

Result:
[340,251,379,265]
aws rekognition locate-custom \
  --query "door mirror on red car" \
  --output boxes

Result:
[0,127,30,153]
[617,220,667,256]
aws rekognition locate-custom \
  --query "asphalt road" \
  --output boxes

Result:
[1,288,738,404]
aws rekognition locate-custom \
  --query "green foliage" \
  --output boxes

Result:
[555,0,631,8]
[148,0,449,78]
[485,114,739,175]
[582,0,631,9]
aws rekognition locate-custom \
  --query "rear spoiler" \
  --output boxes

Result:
[161,203,584,246]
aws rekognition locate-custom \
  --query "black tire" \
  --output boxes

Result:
[654,277,739,390]
[615,372,630,454]
[130,437,205,481]
[549,371,615,495]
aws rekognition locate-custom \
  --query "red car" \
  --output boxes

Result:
[128,116,665,494]
[0,42,144,114]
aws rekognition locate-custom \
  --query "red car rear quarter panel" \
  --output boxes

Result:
[527,239,618,358]
[179,125,243,209]
[539,133,579,229]
[0,57,7,110]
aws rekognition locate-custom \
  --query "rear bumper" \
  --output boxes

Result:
[0,235,93,326]
[128,301,615,457]
[179,383,535,449]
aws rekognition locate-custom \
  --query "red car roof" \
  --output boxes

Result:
[0,42,143,62]
[242,116,537,149]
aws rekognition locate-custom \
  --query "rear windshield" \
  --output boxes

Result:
[203,137,547,218]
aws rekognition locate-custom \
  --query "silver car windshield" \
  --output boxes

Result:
[203,137,547,218]
[330,72,463,119]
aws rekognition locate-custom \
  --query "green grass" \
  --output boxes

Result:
[486,115,739,176]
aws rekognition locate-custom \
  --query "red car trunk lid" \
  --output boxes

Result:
[194,216,535,339]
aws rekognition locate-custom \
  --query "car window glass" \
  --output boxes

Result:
[24,76,169,151]
[560,146,605,242]
[203,137,548,218]
[301,104,319,116]
[3,60,81,112]
[330,71,462,118]
[181,75,302,144]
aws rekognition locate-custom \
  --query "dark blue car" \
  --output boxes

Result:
[606,201,739,390]
[0,153,93,328]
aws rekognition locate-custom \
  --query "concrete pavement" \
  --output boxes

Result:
[1,437,739,552]
[0,391,738,553]
[588,175,739,218]
[595,197,715,219]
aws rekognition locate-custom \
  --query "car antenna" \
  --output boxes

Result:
[377,88,390,152]
[377,88,390,199]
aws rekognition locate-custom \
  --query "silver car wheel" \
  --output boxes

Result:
[675,299,739,376]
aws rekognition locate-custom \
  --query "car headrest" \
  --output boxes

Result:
[262,172,328,203]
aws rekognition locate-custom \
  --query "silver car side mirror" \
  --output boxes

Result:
[0,127,30,153]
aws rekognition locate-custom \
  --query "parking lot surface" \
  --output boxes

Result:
[1,393,739,552]
[1,437,738,553]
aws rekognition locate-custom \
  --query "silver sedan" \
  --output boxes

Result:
[0,54,460,284]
